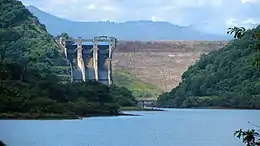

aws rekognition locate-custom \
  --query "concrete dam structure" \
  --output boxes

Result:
[59,36,117,85]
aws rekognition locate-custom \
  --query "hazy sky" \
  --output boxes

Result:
[20,0,259,34]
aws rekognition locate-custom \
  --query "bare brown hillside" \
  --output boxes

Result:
[112,41,228,91]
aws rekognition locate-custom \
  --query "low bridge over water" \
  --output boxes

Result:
[59,36,117,85]
[137,98,158,107]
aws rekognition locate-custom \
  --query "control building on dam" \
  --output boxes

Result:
[59,36,117,86]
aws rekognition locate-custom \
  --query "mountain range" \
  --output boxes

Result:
[26,6,231,41]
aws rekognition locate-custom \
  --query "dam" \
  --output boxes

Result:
[59,36,117,86]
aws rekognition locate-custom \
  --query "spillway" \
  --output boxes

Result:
[59,36,117,85]
[82,43,95,80]
[98,45,110,85]
[67,42,83,82]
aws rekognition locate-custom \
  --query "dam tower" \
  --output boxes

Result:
[59,36,117,86]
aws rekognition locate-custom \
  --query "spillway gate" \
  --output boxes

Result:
[59,36,117,86]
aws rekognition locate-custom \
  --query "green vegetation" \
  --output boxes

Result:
[157,25,260,109]
[113,69,163,99]
[227,26,246,39]
[54,32,75,46]
[0,0,137,119]
[235,129,260,146]
[0,140,6,146]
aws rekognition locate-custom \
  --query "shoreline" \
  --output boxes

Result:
[2,106,258,120]
[156,106,260,110]
[119,106,165,111]
[0,112,142,120]
[0,106,164,120]
[191,106,260,110]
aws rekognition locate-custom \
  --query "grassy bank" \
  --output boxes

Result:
[113,69,163,99]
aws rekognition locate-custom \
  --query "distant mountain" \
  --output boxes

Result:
[26,6,231,41]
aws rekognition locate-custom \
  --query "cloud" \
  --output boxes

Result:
[101,5,118,11]
[226,17,260,28]
[240,0,259,4]
[86,4,96,10]
[152,16,156,22]
[20,0,260,34]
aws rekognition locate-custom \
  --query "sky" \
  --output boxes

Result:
[20,0,260,34]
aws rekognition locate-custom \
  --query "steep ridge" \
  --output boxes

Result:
[157,25,260,109]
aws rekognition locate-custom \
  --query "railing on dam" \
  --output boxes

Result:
[59,36,117,86]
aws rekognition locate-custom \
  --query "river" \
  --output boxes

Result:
[1,109,260,146]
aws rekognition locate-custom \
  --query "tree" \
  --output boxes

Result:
[55,32,74,45]
[55,33,70,40]
[253,58,260,68]
[227,26,246,39]
[0,140,6,146]
[235,129,260,146]
[252,31,260,68]
[253,32,260,40]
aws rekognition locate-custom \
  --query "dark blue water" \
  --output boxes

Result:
[1,109,260,146]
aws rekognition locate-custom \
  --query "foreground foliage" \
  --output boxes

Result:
[235,129,260,146]
[227,26,246,39]
[0,140,6,146]
[157,25,260,109]
[0,0,136,119]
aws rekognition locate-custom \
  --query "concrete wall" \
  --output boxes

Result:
[59,37,116,85]
[82,45,95,80]
[93,41,99,81]
[66,44,83,81]
[98,45,109,85]
[76,40,86,81]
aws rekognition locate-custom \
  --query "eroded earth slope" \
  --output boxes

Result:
[112,41,228,91]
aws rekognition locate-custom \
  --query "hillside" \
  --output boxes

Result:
[26,6,231,41]
[0,0,137,119]
[1,1,69,74]
[112,69,163,99]
[157,25,260,109]
[113,41,227,91]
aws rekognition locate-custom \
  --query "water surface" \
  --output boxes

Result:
[1,109,260,146]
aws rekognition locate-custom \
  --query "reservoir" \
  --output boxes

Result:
[1,109,260,146]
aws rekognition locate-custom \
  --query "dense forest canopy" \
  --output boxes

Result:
[0,0,137,119]
[157,25,260,109]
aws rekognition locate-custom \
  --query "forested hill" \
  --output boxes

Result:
[157,25,260,109]
[0,0,137,119]
[1,0,64,71]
